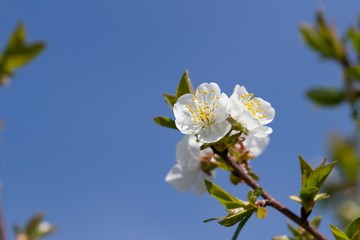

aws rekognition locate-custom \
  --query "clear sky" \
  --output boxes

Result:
[1,1,360,239]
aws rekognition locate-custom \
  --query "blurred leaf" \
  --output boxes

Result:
[347,27,360,52]
[330,224,350,240]
[287,223,301,237]
[153,116,177,129]
[300,10,345,61]
[310,216,322,229]
[15,213,55,240]
[205,180,248,209]
[256,206,268,219]
[345,216,360,240]
[175,70,194,100]
[331,136,359,182]
[3,43,45,72]
[7,23,26,49]
[307,87,346,107]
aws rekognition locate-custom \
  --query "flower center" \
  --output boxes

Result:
[240,93,266,120]
[185,89,220,126]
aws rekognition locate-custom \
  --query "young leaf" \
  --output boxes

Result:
[256,206,268,219]
[175,70,194,100]
[218,209,255,227]
[330,224,350,240]
[306,87,346,107]
[153,116,177,129]
[163,93,176,110]
[299,187,319,201]
[299,155,313,176]
[231,212,253,240]
[205,180,248,209]
[345,216,360,240]
[306,162,335,189]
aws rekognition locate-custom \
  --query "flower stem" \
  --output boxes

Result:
[211,147,328,240]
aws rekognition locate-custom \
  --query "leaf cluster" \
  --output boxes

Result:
[204,180,267,239]
[290,156,335,213]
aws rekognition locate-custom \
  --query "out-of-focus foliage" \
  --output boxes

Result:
[0,23,45,86]
[330,216,360,240]
[13,213,55,240]
[301,9,360,228]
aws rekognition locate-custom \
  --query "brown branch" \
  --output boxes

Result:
[212,147,328,240]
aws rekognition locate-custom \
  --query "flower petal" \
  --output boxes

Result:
[243,135,270,157]
[194,171,216,195]
[174,94,201,134]
[256,97,275,125]
[165,164,200,192]
[251,125,273,138]
[198,121,231,143]
[176,135,212,167]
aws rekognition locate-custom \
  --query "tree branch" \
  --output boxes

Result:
[212,147,328,240]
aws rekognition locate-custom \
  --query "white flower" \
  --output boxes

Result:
[165,135,215,195]
[242,134,270,157]
[173,82,231,143]
[228,85,275,138]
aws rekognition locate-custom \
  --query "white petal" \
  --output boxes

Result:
[194,171,216,195]
[198,121,231,143]
[165,164,200,192]
[256,97,275,125]
[173,94,201,134]
[196,82,221,96]
[176,135,212,167]
[230,85,249,102]
[236,110,262,130]
[243,135,270,157]
[214,93,230,122]
[252,126,273,138]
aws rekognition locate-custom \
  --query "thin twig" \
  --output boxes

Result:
[212,147,328,240]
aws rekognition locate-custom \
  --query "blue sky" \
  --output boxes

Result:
[0,0,360,239]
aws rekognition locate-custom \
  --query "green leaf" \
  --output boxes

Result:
[153,116,177,129]
[218,209,255,227]
[287,223,301,237]
[345,216,360,240]
[231,212,253,240]
[163,93,176,110]
[310,216,322,229]
[205,180,248,209]
[300,187,319,200]
[175,70,194,100]
[331,136,359,182]
[25,213,44,237]
[7,23,26,49]
[256,206,268,219]
[299,155,313,176]
[3,43,45,72]
[330,224,350,240]
[306,87,346,107]
[347,27,360,52]
[306,162,335,189]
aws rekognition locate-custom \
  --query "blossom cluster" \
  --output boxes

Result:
[166,83,275,194]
